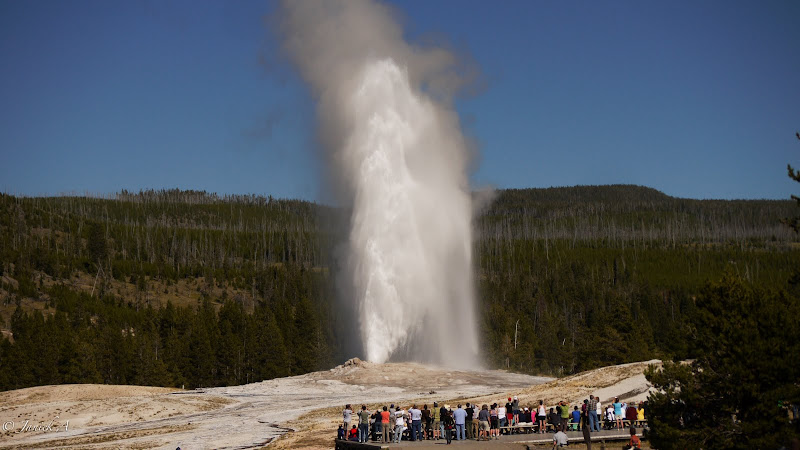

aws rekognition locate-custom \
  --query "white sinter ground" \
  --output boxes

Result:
[0,359,661,449]
[0,360,553,449]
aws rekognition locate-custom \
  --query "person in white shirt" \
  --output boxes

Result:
[498,403,507,431]
[343,404,353,431]
[537,400,547,434]
[393,407,406,443]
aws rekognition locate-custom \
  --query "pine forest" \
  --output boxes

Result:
[1,185,798,391]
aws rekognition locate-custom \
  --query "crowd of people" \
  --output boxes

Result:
[336,395,648,444]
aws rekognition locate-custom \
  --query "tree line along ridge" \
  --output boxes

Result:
[0,185,798,391]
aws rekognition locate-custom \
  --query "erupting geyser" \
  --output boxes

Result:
[278,0,479,367]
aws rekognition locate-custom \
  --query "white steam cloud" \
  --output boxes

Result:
[277,0,479,367]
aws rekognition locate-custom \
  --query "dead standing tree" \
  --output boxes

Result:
[782,132,800,233]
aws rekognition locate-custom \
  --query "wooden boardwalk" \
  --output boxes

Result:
[336,428,644,449]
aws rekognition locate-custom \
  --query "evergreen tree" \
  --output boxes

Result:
[645,273,800,449]
[217,300,246,385]
[782,132,800,233]
[87,221,108,267]
[250,305,290,380]
[292,297,320,374]
[187,299,218,387]
[0,337,11,389]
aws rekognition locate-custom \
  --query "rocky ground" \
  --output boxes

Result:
[0,358,659,449]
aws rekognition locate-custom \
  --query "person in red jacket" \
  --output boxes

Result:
[625,403,638,423]
[624,426,641,449]
[348,425,358,441]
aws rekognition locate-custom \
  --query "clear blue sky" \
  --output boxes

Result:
[1,0,798,200]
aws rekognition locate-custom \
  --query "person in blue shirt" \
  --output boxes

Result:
[571,406,581,429]
[613,397,623,430]
[452,404,468,441]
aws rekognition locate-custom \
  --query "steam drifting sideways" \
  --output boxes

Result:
[277,0,479,367]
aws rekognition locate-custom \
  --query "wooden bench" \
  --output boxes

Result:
[567,421,582,431]
[616,419,648,429]
[499,423,537,434]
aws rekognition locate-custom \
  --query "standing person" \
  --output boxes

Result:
[512,395,521,425]
[398,405,407,430]
[465,403,475,440]
[439,403,449,440]
[637,402,645,423]
[588,395,599,432]
[343,404,353,432]
[556,401,562,430]
[442,407,454,444]
[613,397,623,430]
[409,404,423,441]
[432,402,441,440]
[625,402,638,425]
[559,401,570,431]
[472,405,481,440]
[581,398,589,425]
[581,404,592,450]
[380,406,391,443]
[537,400,547,434]
[393,407,405,443]
[422,404,431,439]
[453,404,467,441]
[595,396,603,430]
[371,409,381,441]
[478,404,491,441]
[358,405,370,443]
[498,401,508,431]
[490,403,499,439]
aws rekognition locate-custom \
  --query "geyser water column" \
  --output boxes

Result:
[345,60,478,366]
[277,0,480,367]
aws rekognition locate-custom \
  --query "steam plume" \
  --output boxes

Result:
[277,0,479,367]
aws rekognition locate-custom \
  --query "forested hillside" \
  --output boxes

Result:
[476,185,797,374]
[1,185,797,390]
